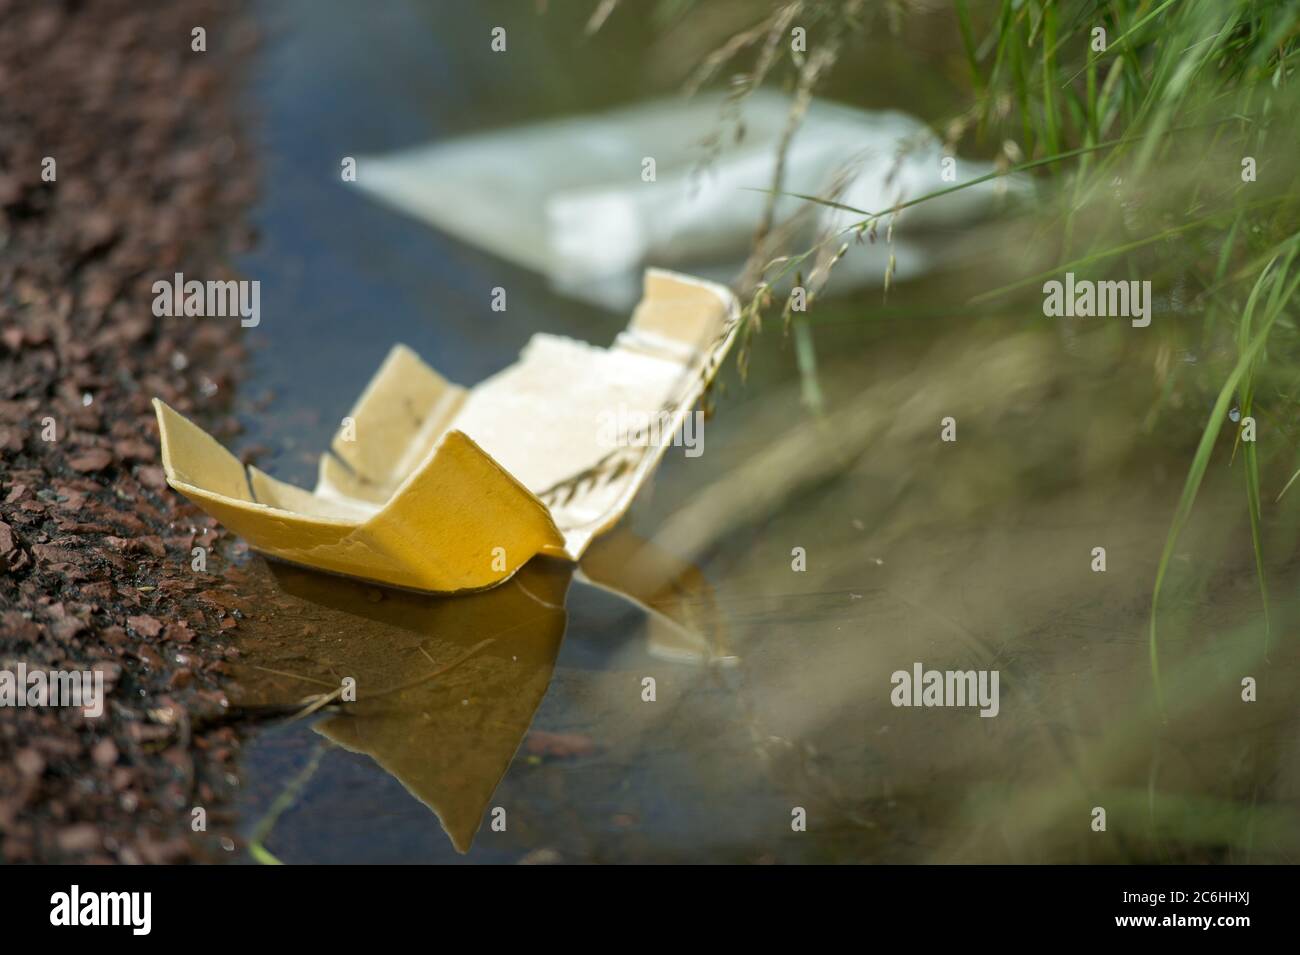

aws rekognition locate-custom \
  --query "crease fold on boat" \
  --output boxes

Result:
[152,269,739,593]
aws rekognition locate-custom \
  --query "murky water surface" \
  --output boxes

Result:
[221,0,1300,862]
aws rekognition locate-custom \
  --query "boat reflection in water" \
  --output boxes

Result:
[232,530,728,852]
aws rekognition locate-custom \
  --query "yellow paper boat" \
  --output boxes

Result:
[153,270,738,593]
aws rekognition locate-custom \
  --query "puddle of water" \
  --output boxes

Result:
[222,0,1300,862]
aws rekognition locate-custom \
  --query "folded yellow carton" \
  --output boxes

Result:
[153,270,739,593]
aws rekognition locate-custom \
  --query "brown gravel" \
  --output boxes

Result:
[1,0,259,863]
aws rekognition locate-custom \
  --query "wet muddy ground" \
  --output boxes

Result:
[0,0,260,861]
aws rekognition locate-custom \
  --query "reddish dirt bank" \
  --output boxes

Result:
[1,0,259,862]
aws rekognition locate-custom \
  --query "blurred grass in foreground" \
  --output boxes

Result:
[598,0,1300,704]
